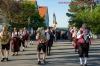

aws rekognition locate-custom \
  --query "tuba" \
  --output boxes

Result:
[0,24,10,44]
[37,28,47,42]
[19,29,23,39]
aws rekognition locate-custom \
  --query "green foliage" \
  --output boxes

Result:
[0,0,46,30]
[74,5,100,34]
[67,0,100,34]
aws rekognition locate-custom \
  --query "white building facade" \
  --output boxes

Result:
[93,0,100,4]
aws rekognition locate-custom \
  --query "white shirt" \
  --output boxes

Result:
[77,29,93,40]
[18,31,25,36]
[30,29,34,34]
[12,31,19,37]
[46,32,50,40]
[23,30,29,35]
[41,30,45,35]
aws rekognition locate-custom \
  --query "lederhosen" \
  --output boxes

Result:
[37,39,46,53]
[19,32,25,48]
[77,30,91,57]
[30,30,34,41]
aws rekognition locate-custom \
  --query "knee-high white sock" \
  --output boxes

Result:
[23,47,24,49]
[2,56,4,58]
[30,41,31,43]
[38,58,40,61]
[32,41,33,43]
[79,58,83,65]
[84,57,87,64]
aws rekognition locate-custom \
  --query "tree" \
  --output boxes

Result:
[0,0,21,22]
[75,5,100,34]
[0,0,46,29]
[66,0,94,27]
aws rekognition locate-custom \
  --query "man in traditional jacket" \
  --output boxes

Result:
[23,27,29,48]
[0,24,10,62]
[36,28,50,64]
[77,23,92,66]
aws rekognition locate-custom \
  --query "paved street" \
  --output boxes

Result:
[0,39,100,66]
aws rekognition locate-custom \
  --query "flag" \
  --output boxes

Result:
[53,13,57,24]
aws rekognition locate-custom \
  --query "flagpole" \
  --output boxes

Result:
[53,13,57,42]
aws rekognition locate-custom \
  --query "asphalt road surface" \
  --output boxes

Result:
[0,39,100,66]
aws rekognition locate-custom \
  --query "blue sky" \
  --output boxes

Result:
[37,0,71,28]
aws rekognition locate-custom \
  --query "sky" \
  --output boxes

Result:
[37,0,71,28]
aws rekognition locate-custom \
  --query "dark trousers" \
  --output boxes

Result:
[30,35,34,41]
[47,45,51,55]
[78,43,89,57]
[19,38,25,47]
[47,41,52,55]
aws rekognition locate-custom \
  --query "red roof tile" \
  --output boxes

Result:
[38,6,48,19]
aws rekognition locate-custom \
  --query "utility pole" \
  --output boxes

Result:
[90,0,94,12]
[90,5,92,12]
[28,17,30,30]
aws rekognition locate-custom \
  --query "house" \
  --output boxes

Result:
[19,0,49,27]
[93,0,100,4]
[38,6,49,27]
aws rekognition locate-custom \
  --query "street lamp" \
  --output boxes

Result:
[32,20,34,23]
[28,17,30,30]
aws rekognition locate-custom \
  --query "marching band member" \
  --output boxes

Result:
[41,27,45,35]
[0,24,10,62]
[19,29,25,51]
[23,27,29,48]
[77,24,92,66]
[72,27,78,52]
[70,26,76,45]
[30,28,34,45]
[11,28,20,56]
[45,27,50,56]
[36,28,49,64]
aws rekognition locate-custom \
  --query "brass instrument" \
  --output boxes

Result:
[0,24,10,44]
[37,28,47,42]
[19,29,23,39]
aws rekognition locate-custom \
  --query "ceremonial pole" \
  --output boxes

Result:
[53,13,57,42]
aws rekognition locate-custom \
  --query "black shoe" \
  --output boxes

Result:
[43,59,46,63]
[1,58,5,62]
[85,64,87,66]
[16,54,18,56]
[80,65,83,66]
[38,61,41,65]
[5,58,9,61]
[75,49,77,52]
[26,46,27,48]
[22,49,24,51]
[12,54,15,56]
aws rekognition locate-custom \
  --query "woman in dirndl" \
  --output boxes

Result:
[11,28,20,56]
[72,27,78,52]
